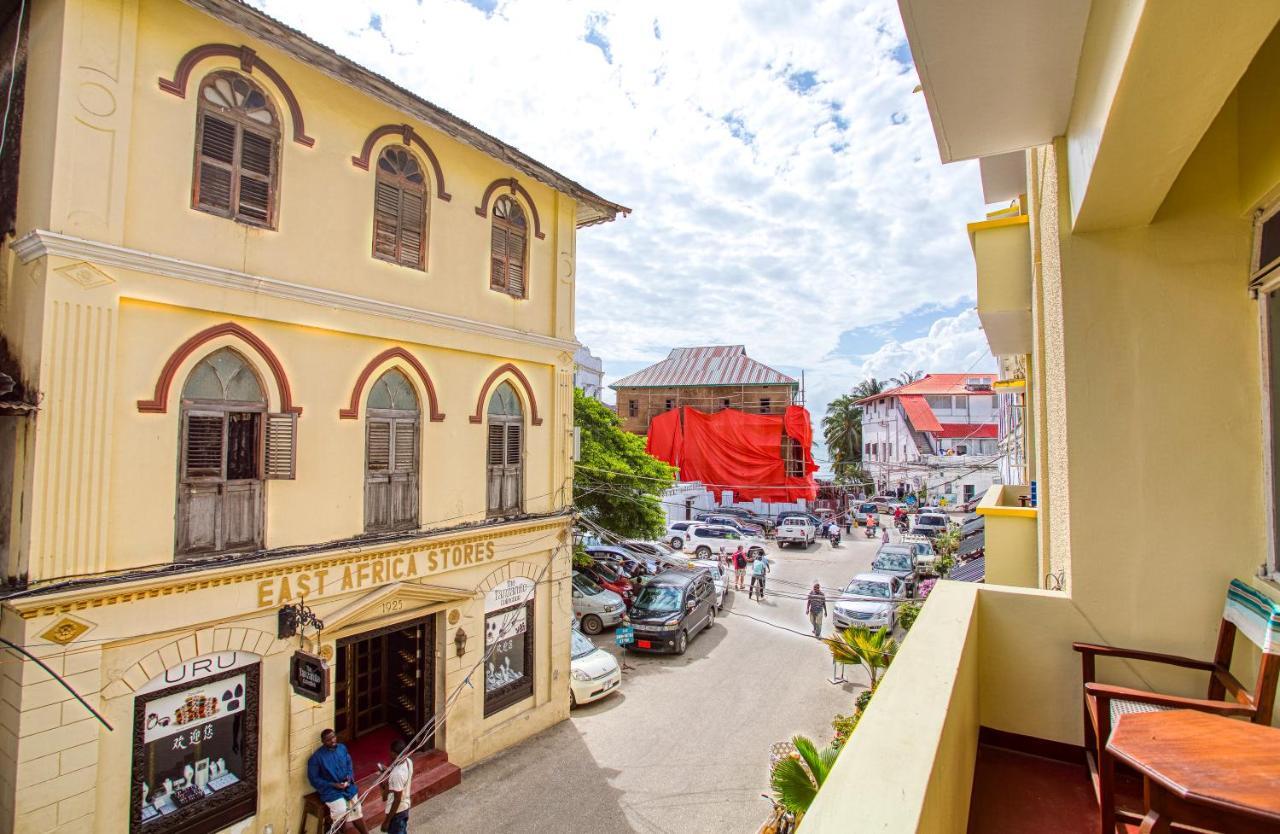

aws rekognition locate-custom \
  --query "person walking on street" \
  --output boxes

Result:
[749,553,770,601]
[881,525,890,544]
[380,738,414,834]
[733,546,747,590]
[806,583,828,638]
[307,729,370,834]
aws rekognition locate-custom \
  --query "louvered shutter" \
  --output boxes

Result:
[487,423,505,465]
[196,114,236,214]
[183,413,225,478]
[398,190,425,268]
[505,423,522,466]
[393,419,417,473]
[490,225,508,290]
[507,231,526,297]
[237,129,274,224]
[367,420,392,472]
[263,413,297,480]
[373,181,401,261]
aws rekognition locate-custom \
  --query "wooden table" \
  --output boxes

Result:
[1106,709,1280,833]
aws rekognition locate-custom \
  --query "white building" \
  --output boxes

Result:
[574,344,605,400]
[859,374,1001,506]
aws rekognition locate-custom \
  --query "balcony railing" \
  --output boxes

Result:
[975,484,1038,588]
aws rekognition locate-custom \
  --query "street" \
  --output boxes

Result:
[411,532,885,833]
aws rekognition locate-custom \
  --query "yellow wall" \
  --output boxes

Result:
[975,486,1038,588]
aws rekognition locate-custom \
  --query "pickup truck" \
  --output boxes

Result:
[775,517,817,548]
[910,512,950,540]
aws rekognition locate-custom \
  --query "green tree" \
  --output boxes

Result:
[770,734,841,817]
[574,389,675,539]
[890,370,925,387]
[823,378,886,484]
[827,625,897,690]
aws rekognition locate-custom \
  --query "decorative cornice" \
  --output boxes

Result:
[339,346,446,421]
[3,515,569,621]
[12,230,580,354]
[158,42,315,147]
[351,123,451,202]
[469,363,543,426]
[137,321,302,415]
[475,178,546,240]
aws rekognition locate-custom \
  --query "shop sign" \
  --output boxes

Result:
[289,651,329,703]
[136,651,257,695]
[485,577,536,612]
[615,626,635,647]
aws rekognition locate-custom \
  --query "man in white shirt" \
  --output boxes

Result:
[380,739,413,834]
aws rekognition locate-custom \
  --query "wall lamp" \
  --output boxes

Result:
[454,627,468,658]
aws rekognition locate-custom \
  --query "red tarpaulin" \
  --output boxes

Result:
[645,406,818,502]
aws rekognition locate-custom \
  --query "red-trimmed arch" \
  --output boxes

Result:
[137,322,301,415]
[474,178,546,240]
[350,124,452,202]
[339,347,446,421]
[158,43,315,147]
[468,363,543,426]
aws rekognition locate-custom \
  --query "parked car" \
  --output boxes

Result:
[775,515,818,548]
[625,568,717,654]
[681,525,766,558]
[697,513,766,537]
[665,521,699,550]
[577,563,634,606]
[620,539,682,567]
[854,502,879,526]
[570,629,622,706]
[689,558,729,610]
[713,506,774,532]
[870,544,922,595]
[872,495,899,513]
[572,572,626,634]
[586,545,656,577]
[833,573,907,631]
[911,512,951,540]
[776,510,824,528]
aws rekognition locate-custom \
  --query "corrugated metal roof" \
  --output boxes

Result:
[857,373,997,404]
[899,395,943,433]
[610,346,797,389]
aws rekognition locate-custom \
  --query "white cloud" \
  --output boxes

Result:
[253,0,990,445]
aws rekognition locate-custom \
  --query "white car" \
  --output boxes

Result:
[680,525,766,559]
[911,513,951,540]
[569,629,622,707]
[833,573,907,632]
[571,572,626,635]
[775,517,817,548]
[689,558,729,610]
[665,521,699,550]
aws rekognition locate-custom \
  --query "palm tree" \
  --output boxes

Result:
[850,377,886,400]
[770,734,841,817]
[827,625,897,690]
[822,394,861,479]
[890,370,925,387]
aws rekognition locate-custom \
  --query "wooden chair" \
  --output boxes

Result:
[1073,579,1280,834]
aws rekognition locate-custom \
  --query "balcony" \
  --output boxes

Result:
[975,484,1038,588]
[969,214,1032,357]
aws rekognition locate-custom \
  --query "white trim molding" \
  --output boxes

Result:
[13,229,581,353]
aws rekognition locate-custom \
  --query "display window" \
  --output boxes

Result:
[484,599,534,716]
[130,657,259,833]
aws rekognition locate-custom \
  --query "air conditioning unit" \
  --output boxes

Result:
[964,378,993,391]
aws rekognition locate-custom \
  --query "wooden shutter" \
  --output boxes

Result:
[195,114,236,214]
[367,420,392,472]
[505,423,522,466]
[264,412,297,480]
[373,181,401,261]
[183,413,225,478]
[393,419,417,473]
[490,225,508,290]
[507,230,526,297]
[237,129,274,224]
[398,190,425,268]
[487,423,505,466]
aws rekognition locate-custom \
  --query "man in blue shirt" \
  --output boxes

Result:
[307,729,370,833]
[749,554,770,601]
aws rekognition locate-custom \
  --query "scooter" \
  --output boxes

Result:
[895,518,909,534]
[830,530,842,547]
[863,524,877,539]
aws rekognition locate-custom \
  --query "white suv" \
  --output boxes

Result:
[680,525,765,559]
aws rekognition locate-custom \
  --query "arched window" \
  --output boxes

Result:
[365,369,420,532]
[489,195,528,298]
[373,146,428,270]
[486,382,523,516]
[193,72,280,228]
[177,348,266,556]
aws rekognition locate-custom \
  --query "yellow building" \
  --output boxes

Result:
[0,1,626,832]
[802,2,1280,831]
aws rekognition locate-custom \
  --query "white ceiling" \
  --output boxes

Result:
[898,0,1092,163]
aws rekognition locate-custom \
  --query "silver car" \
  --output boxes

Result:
[571,572,626,635]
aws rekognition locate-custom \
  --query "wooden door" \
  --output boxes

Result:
[487,420,523,516]
[366,416,419,532]
[177,409,263,556]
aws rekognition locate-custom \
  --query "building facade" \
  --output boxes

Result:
[611,345,797,436]
[803,3,1280,830]
[0,2,626,833]
[858,374,999,505]
[572,344,603,400]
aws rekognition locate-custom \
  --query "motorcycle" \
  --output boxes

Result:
[895,518,909,534]
[830,529,842,547]
[863,524,877,539]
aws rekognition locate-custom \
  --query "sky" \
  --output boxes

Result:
[253,0,996,464]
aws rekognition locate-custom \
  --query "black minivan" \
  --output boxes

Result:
[625,568,717,654]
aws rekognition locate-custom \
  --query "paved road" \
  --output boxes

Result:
[411,532,884,834]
